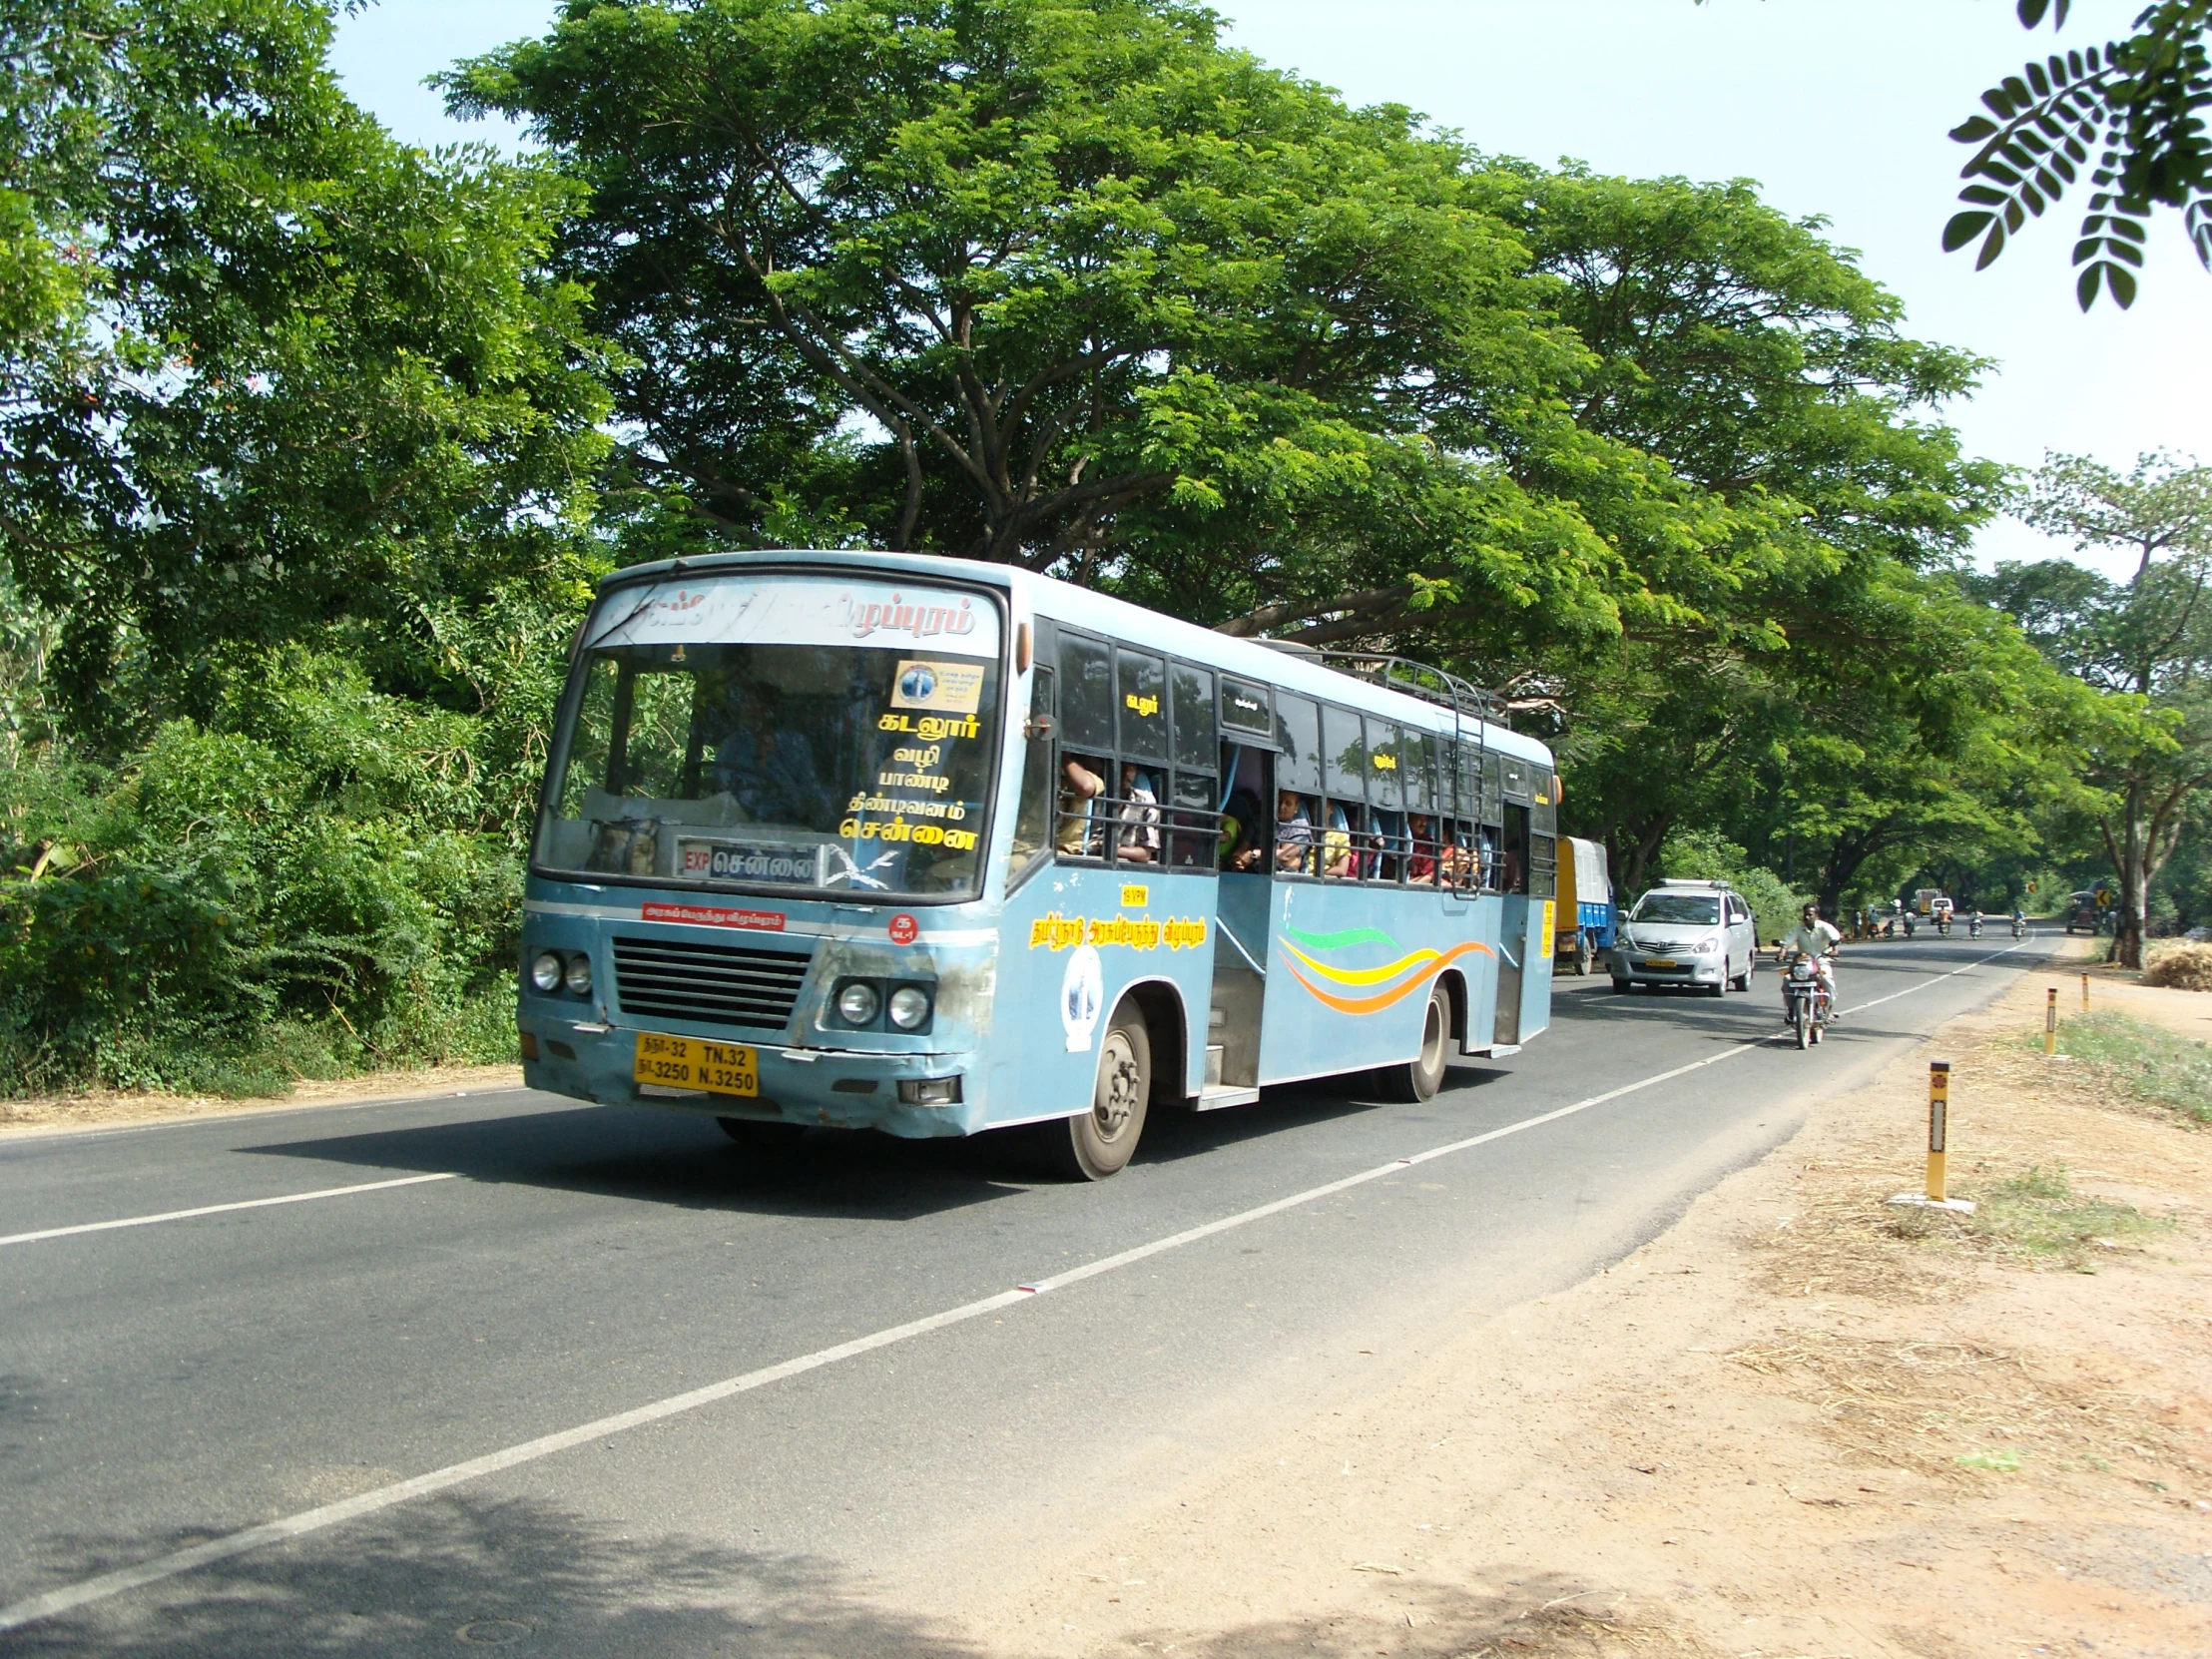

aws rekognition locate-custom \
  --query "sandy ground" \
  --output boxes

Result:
[966,954,2212,1659]
[0,1062,523,1136]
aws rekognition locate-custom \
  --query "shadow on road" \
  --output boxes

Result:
[0,1494,987,1659]
[232,1067,1447,1217]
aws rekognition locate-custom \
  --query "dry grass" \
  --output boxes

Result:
[1727,1330,2179,1482]
[2145,940,2212,991]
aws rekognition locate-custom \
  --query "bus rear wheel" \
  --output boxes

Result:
[1382,984,1451,1103]
[1039,1006,1151,1181]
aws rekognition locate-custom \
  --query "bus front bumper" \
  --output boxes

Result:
[520,1017,988,1138]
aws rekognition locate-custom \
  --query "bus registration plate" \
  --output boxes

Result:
[633,1032,759,1097]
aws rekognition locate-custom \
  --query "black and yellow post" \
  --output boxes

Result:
[2081,970,2090,1011]
[2045,985,2058,1056]
[1926,1061,1949,1203]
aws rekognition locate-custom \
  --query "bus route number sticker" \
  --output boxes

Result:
[887,912,919,945]
[634,1032,759,1097]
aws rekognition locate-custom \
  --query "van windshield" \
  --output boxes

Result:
[1630,893,1722,925]
[535,573,1002,898]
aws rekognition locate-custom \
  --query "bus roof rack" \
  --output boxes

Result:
[1298,649,1506,730]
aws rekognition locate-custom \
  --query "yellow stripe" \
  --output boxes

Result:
[1280,940,1442,987]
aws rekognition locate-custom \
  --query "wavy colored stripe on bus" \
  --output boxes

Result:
[1281,940,1494,1015]
[1279,939,1443,989]
[1281,924,1399,951]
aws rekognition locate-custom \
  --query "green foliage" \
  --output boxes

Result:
[0,650,525,1096]
[1940,1,2211,308]
[1968,1162,2172,1268]
[2046,1010,2212,1122]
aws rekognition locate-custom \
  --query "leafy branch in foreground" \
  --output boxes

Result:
[1941,0,2211,309]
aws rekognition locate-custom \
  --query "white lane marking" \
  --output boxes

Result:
[0,1174,458,1250]
[0,937,2030,1633]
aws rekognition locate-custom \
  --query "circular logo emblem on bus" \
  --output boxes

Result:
[897,664,938,703]
[1061,944,1104,1053]
[887,912,919,945]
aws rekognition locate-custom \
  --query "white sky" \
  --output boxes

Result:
[331,0,2210,579]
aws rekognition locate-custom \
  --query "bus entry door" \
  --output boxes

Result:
[1209,872,1269,1090]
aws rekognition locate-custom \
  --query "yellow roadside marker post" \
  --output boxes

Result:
[2045,986,2058,1056]
[2081,971,2090,1011]
[1890,1059,1973,1215]
[1926,1062,1948,1202]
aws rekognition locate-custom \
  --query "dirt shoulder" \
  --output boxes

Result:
[0,1061,524,1136]
[969,953,2212,1658]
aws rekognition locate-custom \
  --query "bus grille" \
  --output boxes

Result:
[611,935,815,1032]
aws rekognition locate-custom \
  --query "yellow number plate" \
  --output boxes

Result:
[1642,958,1679,969]
[633,1032,759,1097]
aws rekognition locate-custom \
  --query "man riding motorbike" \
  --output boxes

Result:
[2011,904,2025,938]
[1778,902,1843,1025]
[1968,908,1983,938]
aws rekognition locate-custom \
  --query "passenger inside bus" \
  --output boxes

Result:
[1058,753,1107,855]
[1219,785,1267,870]
[1115,762,1160,862]
[1322,803,1358,878]
[1406,813,1438,884]
[1274,790,1316,872]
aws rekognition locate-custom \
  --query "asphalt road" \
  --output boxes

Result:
[0,928,2052,1657]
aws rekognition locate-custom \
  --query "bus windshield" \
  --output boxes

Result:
[535,572,1003,898]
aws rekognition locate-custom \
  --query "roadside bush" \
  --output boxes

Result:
[0,649,527,1097]
[2145,941,2212,992]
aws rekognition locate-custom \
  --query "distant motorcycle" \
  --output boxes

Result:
[1968,913,1983,939]
[1783,953,1832,1048]
[1936,911,1951,936]
[1903,913,1917,938]
[2012,915,2025,938]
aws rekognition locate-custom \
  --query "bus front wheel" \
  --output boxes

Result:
[1382,984,1451,1103]
[1041,1007,1152,1181]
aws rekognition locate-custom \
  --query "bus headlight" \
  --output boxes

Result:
[835,980,881,1026]
[563,953,594,996]
[529,951,563,993]
[887,984,932,1031]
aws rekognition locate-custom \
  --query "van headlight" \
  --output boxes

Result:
[1690,935,1719,954]
[887,984,932,1031]
[563,953,593,996]
[529,951,563,992]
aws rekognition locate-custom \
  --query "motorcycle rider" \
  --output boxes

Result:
[1779,902,1844,1024]
[2011,903,2026,937]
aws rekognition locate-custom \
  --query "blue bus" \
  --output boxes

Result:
[518,551,1558,1178]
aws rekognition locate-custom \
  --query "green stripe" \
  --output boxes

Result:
[1282,924,1399,951]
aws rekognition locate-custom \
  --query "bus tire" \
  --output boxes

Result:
[1572,934,1591,977]
[717,1116,807,1149]
[1040,1006,1151,1181]
[1382,984,1451,1103]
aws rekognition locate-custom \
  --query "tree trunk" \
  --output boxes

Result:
[2102,786,2148,970]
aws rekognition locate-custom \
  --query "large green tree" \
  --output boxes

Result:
[1,0,613,752]
[1975,450,2212,966]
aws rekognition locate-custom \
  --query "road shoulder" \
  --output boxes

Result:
[0,1062,525,1139]
[966,958,2212,1658]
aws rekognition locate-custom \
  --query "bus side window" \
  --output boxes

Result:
[1061,635,1115,752]
[1274,695,1322,878]
[1530,832,1557,898]
[1008,666,1056,887]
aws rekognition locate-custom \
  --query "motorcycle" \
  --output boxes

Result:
[1968,914,1982,939]
[1936,911,1951,936]
[1903,913,1916,938]
[1783,953,1831,1048]
[2011,915,2025,938]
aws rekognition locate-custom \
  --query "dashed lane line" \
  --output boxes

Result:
[0,1173,459,1249]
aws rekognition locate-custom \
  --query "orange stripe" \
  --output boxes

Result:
[1281,939,1494,1015]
